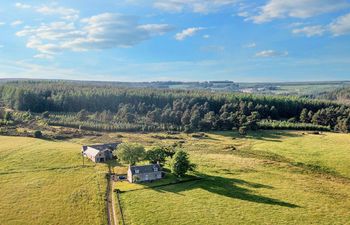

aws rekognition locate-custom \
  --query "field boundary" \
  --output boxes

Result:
[115,190,126,225]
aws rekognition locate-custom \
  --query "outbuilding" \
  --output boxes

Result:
[82,143,120,163]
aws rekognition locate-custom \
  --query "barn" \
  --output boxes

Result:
[82,143,120,163]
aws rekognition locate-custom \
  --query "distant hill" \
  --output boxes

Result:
[1,79,350,97]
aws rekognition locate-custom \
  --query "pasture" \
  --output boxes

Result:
[112,131,350,225]
[0,136,107,225]
[1,131,350,225]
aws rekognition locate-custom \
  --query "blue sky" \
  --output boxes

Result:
[0,0,350,82]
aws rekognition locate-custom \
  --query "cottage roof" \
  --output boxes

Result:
[84,147,100,157]
[129,164,161,174]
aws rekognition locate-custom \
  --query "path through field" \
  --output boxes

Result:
[106,165,119,225]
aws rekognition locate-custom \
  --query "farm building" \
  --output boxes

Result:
[82,143,120,163]
[127,164,162,183]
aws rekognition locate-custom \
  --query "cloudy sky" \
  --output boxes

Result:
[0,0,350,82]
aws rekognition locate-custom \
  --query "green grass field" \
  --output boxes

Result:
[1,131,350,225]
[0,136,107,225]
[114,131,350,225]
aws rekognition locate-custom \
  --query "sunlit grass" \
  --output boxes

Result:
[0,136,107,225]
[116,130,350,225]
[2,131,350,225]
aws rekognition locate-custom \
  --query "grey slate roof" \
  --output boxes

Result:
[129,164,161,174]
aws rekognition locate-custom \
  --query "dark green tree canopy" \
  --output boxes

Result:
[115,143,145,165]
[1,81,350,133]
[145,146,168,165]
[170,150,195,177]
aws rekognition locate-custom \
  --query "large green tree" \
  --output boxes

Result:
[170,150,195,177]
[115,143,145,165]
[299,108,309,123]
[77,109,88,121]
[145,146,167,165]
[336,117,350,133]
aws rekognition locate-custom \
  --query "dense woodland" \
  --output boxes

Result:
[0,81,350,133]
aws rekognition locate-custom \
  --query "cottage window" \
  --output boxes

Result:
[154,167,158,172]
[135,169,139,174]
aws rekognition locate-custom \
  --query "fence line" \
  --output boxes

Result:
[115,189,126,225]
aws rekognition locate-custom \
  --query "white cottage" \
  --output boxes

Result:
[127,164,162,183]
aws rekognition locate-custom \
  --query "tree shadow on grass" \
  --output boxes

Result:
[151,173,300,208]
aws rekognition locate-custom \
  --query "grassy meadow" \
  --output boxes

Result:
[107,131,350,225]
[1,131,350,225]
[0,136,107,225]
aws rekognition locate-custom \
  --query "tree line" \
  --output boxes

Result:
[1,81,350,133]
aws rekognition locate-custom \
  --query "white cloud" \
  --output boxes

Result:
[329,12,350,36]
[36,5,79,20]
[175,27,205,41]
[15,3,79,20]
[243,42,256,48]
[237,11,249,17]
[68,13,173,50]
[0,22,5,26]
[154,0,237,14]
[15,2,31,9]
[138,24,174,36]
[16,13,173,58]
[255,50,288,58]
[34,54,54,59]
[292,25,326,37]
[17,22,81,41]
[249,0,349,23]
[292,12,350,37]
[11,20,23,26]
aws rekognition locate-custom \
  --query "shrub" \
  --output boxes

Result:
[239,126,247,136]
[34,130,43,138]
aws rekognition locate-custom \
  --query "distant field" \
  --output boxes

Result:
[274,84,347,96]
[113,131,350,225]
[238,81,350,96]
[0,136,107,225]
